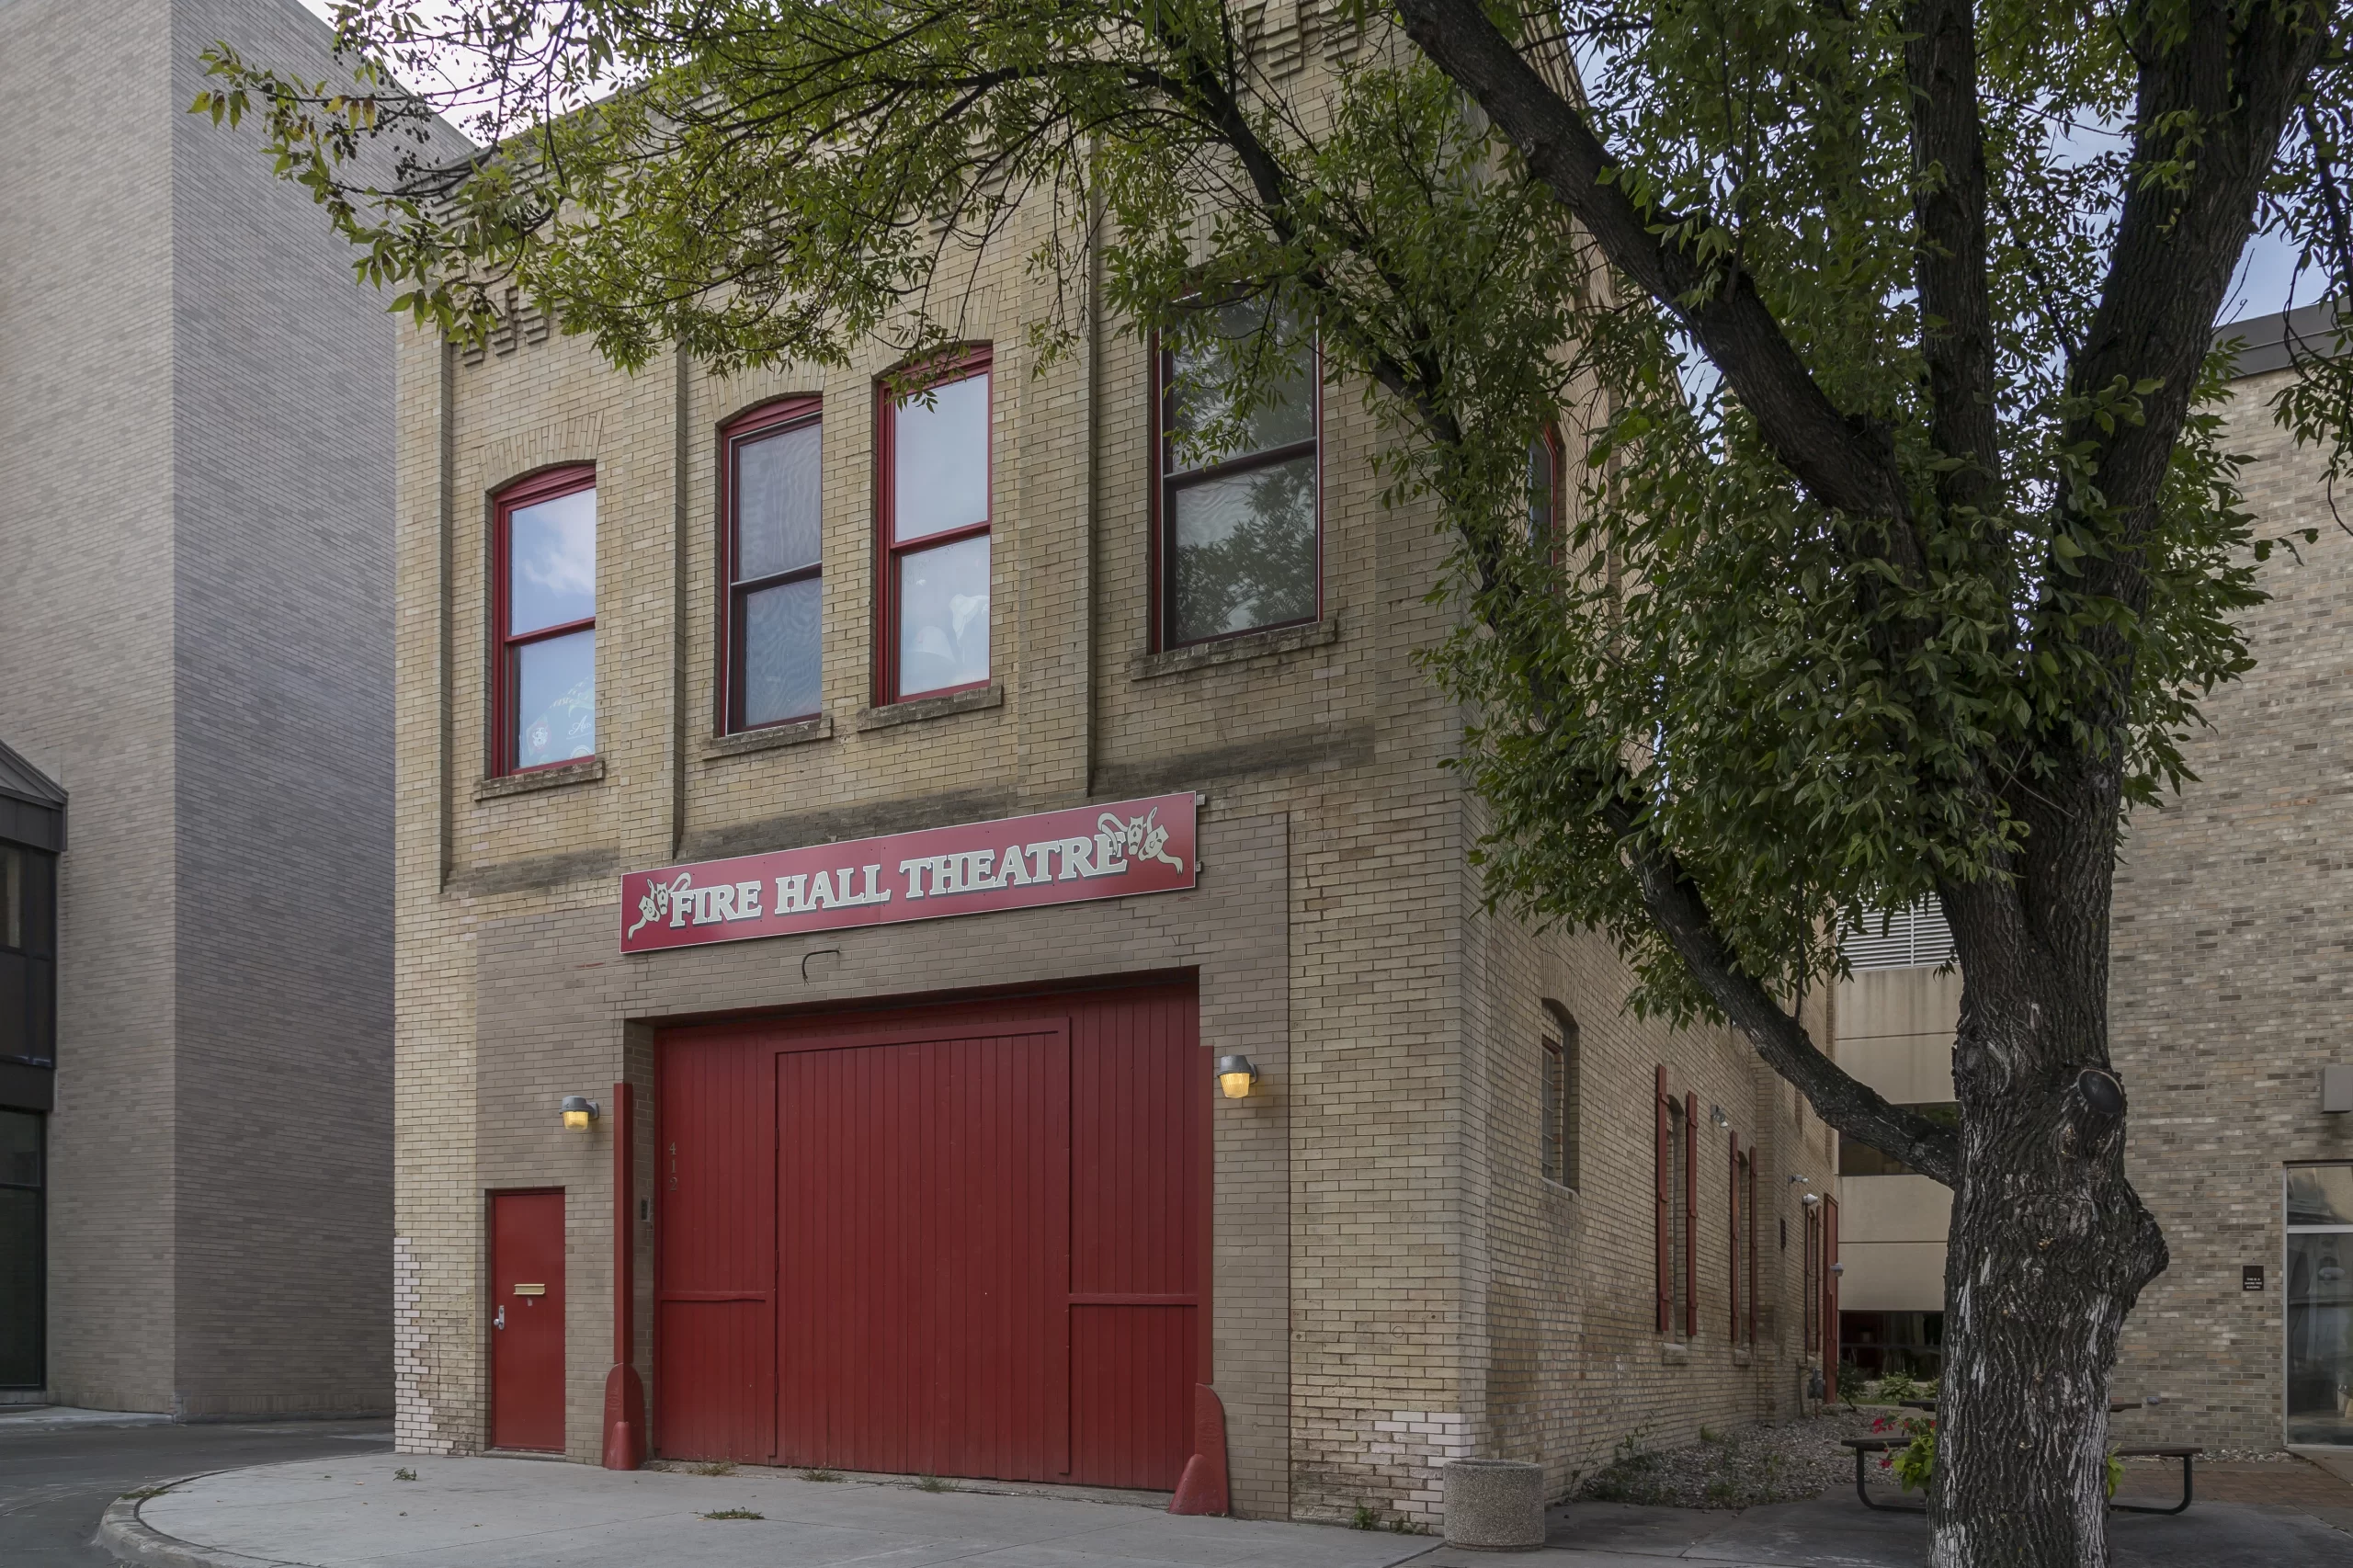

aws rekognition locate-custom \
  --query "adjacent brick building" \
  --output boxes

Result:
[0,0,411,1416]
[386,32,1843,1520]
[1833,303,2353,1454]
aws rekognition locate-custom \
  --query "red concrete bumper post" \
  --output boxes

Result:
[602,1080,646,1469]
[1166,1384,1230,1515]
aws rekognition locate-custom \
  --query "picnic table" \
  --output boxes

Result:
[1843,1403,2196,1515]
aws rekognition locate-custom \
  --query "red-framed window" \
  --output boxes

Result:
[1540,1035,1568,1185]
[877,350,992,703]
[1528,424,1565,559]
[1731,1133,1756,1346]
[493,465,597,774]
[1156,300,1319,649]
[721,398,824,731]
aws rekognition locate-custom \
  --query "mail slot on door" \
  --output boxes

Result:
[513,1283,547,1297]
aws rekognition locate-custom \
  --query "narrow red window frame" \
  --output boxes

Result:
[1654,1066,1671,1334]
[491,464,597,777]
[1745,1144,1759,1346]
[1529,422,1567,565]
[1682,1090,1699,1339]
[1540,1035,1567,1184]
[875,347,992,706]
[719,397,824,733]
[1151,325,1323,653]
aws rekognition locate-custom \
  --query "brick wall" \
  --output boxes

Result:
[2109,361,2353,1450]
[0,0,414,1415]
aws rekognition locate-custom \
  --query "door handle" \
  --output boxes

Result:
[494,1305,506,1331]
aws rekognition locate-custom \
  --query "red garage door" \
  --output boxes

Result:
[655,981,1203,1489]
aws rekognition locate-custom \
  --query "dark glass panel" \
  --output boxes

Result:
[2288,1231,2353,1442]
[1165,300,1313,472]
[0,1183,38,1387]
[1168,453,1316,642]
[2290,1165,2353,1228]
[21,850,51,959]
[0,954,22,1062]
[0,847,17,949]
[735,420,822,581]
[741,578,823,726]
[26,959,51,1064]
[506,486,597,635]
[514,629,597,768]
[892,373,989,542]
[0,1109,36,1187]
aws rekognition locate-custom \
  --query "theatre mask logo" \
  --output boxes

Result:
[620,793,1199,953]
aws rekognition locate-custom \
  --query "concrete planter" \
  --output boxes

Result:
[1441,1459,1545,1550]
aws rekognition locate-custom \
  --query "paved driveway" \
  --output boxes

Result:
[0,1408,388,1568]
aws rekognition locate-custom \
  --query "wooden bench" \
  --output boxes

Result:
[1838,1437,2201,1515]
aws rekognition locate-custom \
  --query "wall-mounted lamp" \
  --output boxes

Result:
[561,1095,601,1130]
[1801,1191,1823,1208]
[1216,1055,1259,1100]
[1710,1105,1731,1131]
[1788,1174,1811,1186]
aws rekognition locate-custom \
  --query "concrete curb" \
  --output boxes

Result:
[96,1471,306,1568]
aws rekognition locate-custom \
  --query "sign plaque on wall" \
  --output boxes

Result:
[620,792,1199,954]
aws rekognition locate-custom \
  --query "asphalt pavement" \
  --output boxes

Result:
[0,1407,390,1567]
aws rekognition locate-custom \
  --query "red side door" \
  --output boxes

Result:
[491,1189,566,1452]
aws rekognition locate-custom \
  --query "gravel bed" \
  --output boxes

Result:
[1575,1409,1888,1508]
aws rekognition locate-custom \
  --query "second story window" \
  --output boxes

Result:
[880,352,992,703]
[724,401,824,730]
[1159,300,1318,647]
[494,467,597,773]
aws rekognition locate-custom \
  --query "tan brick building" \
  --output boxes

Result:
[1832,303,2353,1455]
[389,74,1843,1517]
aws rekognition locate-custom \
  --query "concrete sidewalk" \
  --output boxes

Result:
[97,1453,2353,1568]
[102,1456,1444,1568]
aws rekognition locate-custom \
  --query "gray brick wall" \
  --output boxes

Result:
[0,0,416,1415]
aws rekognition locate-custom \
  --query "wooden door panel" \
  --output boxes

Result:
[490,1190,565,1452]
[777,1027,1072,1482]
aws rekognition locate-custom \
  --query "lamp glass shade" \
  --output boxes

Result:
[1215,1055,1257,1100]
[563,1108,592,1129]
[560,1095,599,1129]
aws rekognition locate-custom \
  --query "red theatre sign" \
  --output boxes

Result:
[620,792,1199,954]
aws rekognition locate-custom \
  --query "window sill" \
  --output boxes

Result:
[855,683,1004,731]
[1660,1340,1691,1366]
[701,713,834,758]
[475,756,605,800]
[1131,615,1339,679]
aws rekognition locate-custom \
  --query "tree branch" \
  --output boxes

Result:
[1904,0,2003,512]
[1391,0,1917,543]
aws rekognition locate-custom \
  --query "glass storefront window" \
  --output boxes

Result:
[0,1108,40,1389]
[2288,1164,2353,1445]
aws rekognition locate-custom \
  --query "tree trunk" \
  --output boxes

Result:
[1929,922,2168,1564]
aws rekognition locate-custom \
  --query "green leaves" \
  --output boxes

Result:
[191,0,2344,1028]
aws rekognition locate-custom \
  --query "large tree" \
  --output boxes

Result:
[199,0,2352,1560]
